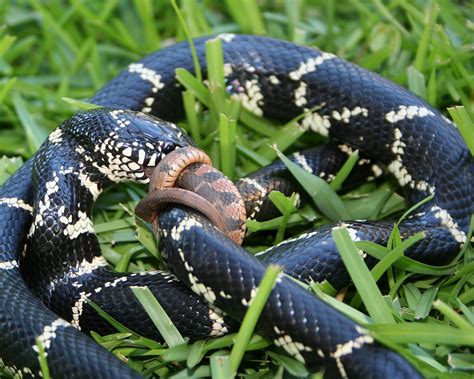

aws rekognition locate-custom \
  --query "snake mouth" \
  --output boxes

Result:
[143,145,187,180]
[144,166,156,179]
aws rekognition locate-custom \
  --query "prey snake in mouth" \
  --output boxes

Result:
[0,34,472,378]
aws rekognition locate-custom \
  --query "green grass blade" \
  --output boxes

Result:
[268,191,297,244]
[455,298,474,325]
[205,38,225,102]
[132,0,160,50]
[0,77,17,104]
[225,0,266,34]
[0,33,16,56]
[131,286,185,347]
[218,113,237,180]
[395,194,434,227]
[447,106,474,156]
[62,97,101,110]
[427,69,437,106]
[403,283,422,311]
[407,66,427,100]
[239,110,277,137]
[414,286,438,320]
[187,340,206,368]
[330,149,359,191]
[414,3,439,72]
[256,122,305,161]
[235,142,271,167]
[86,298,137,335]
[229,264,282,376]
[275,147,351,221]
[35,339,51,379]
[266,351,308,377]
[175,68,209,106]
[256,105,324,160]
[370,232,425,281]
[356,240,457,275]
[371,0,409,36]
[171,0,202,81]
[311,282,373,325]
[210,352,231,379]
[433,299,473,330]
[12,92,49,153]
[182,91,202,145]
[370,323,474,345]
[332,226,395,323]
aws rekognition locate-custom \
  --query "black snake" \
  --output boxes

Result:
[0,34,472,378]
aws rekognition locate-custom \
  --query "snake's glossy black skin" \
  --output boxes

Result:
[1,34,472,378]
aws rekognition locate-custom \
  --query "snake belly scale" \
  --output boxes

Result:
[0,34,472,378]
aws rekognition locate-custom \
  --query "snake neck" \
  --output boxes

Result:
[21,140,111,302]
[0,160,34,265]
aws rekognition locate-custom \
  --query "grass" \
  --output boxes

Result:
[0,0,473,378]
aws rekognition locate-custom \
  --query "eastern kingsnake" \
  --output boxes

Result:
[0,34,472,378]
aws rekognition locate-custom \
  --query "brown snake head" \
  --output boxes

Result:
[135,146,247,245]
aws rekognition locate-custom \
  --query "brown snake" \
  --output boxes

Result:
[135,146,247,245]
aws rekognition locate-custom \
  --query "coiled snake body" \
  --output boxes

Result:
[0,35,472,378]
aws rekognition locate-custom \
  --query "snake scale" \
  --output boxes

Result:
[0,34,472,378]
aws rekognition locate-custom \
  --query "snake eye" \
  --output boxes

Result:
[161,140,183,158]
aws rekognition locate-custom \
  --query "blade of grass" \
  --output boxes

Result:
[266,351,308,377]
[371,232,425,281]
[414,286,438,320]
[12,92,49,153]
[311,282,373,325]
[0,33,16,56]
[274,147,351,221]
[414,2,439,72]
[35,339,51,379]
[235,142,271,167]
[132,0,160,50]
[210,352,231,379]
[349,232,425,309]
[371,0,409,36]
[329,149,359,190]
[225,0,266,34]
[256,104,325,160]
[0,77,17,104]
[447,106,474,156]
[455,298,474,325]
[219,113,237,180]
[171,0,202,81]
[407,66,427,100]
[62,97,101,110]
[332,226,395,323]
[206,37,225,108]
[229,264,282,376]
[175,68,209,105]
[268,191,297,244]
[403,283,422,311]
[187,340,206,368]
[370,323,474,345]
[433,299,473,330]
[356,240,457,275]
[182,91,202,145]
[427,69,437,106]
[86,298,137,335]
[131,286,185,347]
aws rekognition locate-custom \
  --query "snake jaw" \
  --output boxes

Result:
[118,115,195,183]
[74,109,195,184]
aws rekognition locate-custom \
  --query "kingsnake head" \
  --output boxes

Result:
[62,108,194,183]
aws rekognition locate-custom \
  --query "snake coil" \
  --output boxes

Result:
[0,35,472,378]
